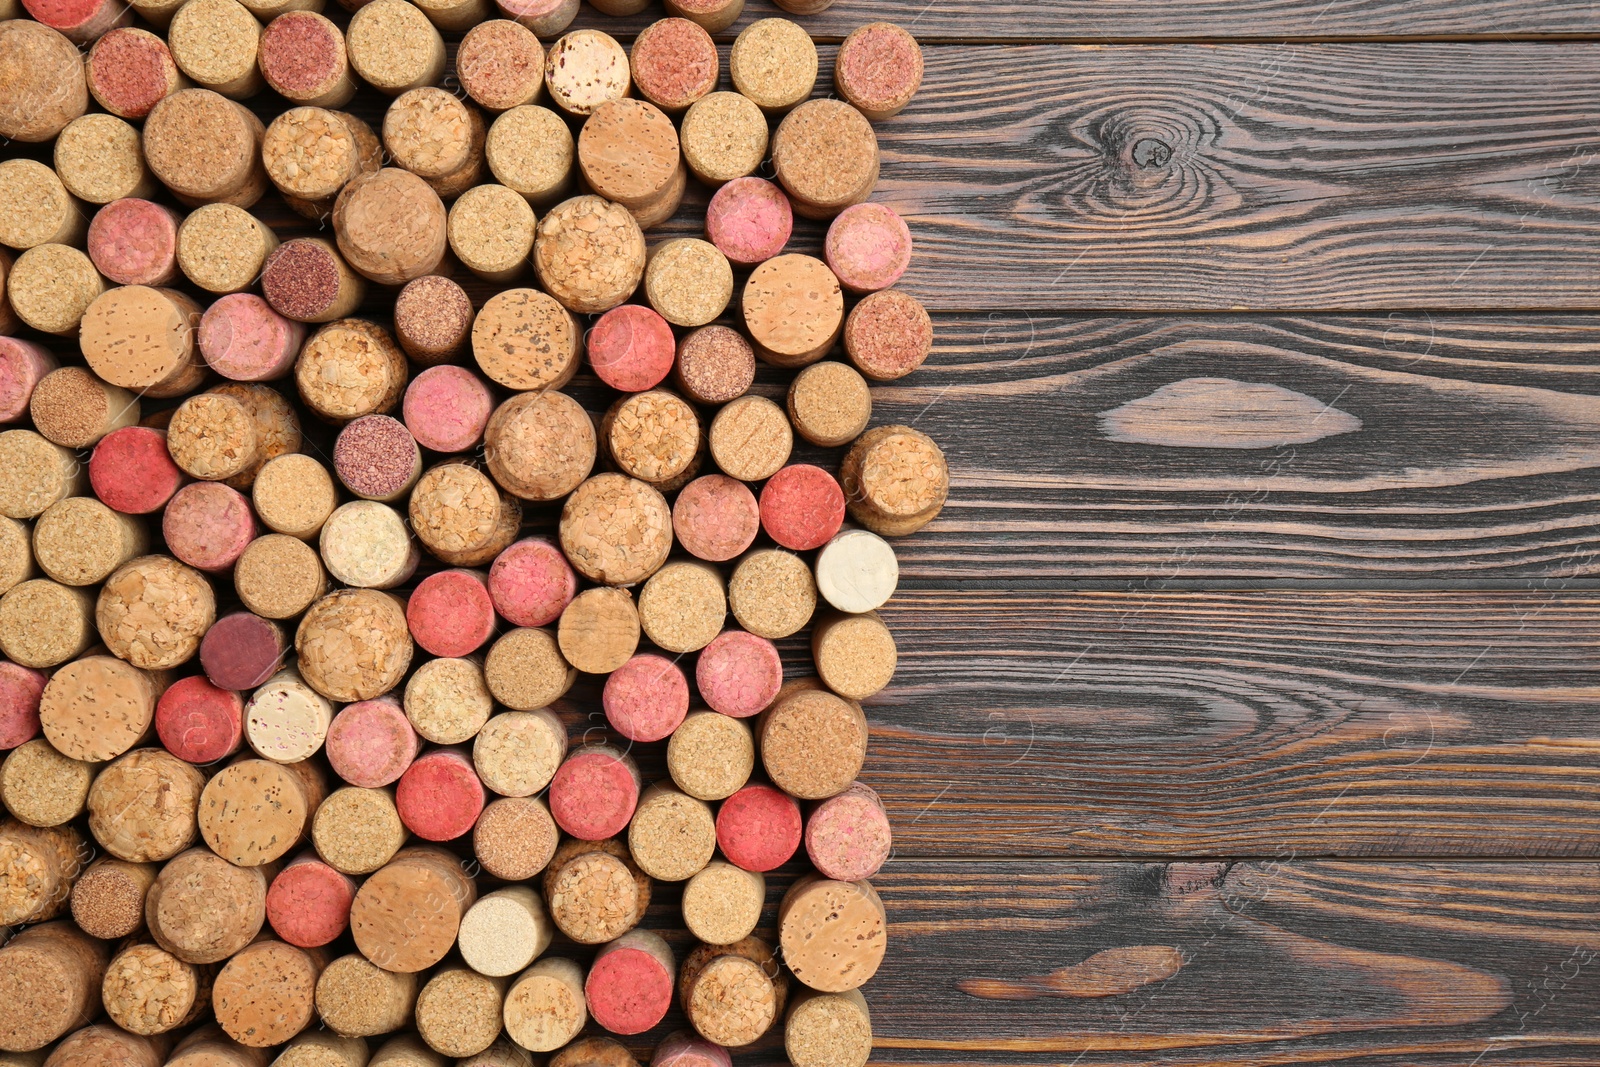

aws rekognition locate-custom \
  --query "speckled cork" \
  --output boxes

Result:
[473,706,566,796]
[199,294,303,383]
[706,396,790,484]
[630,18,718,112]
[786,361,871,449]
[637,560,726,653]
[212,938,323,1046]
[161,481,257,574]
[679,92,768,186]
[0,21,88,144]
[295,588,414,702]
[728,548,817,639]
[5,244,105,337]
[663,0,741,31]
[167,0,263,99]
[350,845,478,973]
[102,941,205,1034]
[844,291,932,385]
[836,22,923,120]
[474,794,558,880]
[96,554,216,669]
[86,747,204,860]
[57,116,157,206]
[544,30,630,117]
[1,738,92,828]
[668,331,749,411]
[459,20,543,111]
[274,1032,371,1067]
[729,19,816,113]
[0,579,94,668]
[154,674,243,764]
[741,254,844,368]
[503,957,586,1053]
[812,609,897,699]
[486,105,575,207]
[315,953,419,1037]
[199,757,323,866]
[705,178,792,268]
[146,847,270,965]
[489,537,577,628]
[396,746,486,841]
[177,203,279,294]
[457,885,552,978]
[0,820,84,925]
[87,28,183,120]
[80,285,205,398]
[600,654,686,744]
[333,168,447,285]
[143,90,267,207]
[449,184,534,282]
[785,988,872,1067]
[628,783,715,882]
[415,965,506,1058]
[543,841,649,945]
[331,415,421,504]
[579,98,681,210]
[534,195,646,314]
[86,200,178,288]
[0,161,85,253]
[472,288,581,391]
[559,473,673,587]
[652,1031,733,1067]
[680,937,786,1047]
[252,454,336,540]
[760,683,868,800]
[645,239,732,327]
[666,709,753,802]
[779,876,886,993]
[89,427,183,515]
[32,496,147,586]
[244,667,335,763]
[760,464,846,551]
[346,0,446,95]
[0,922,107,1051]
[259,12,354,107]
[696,628,782,717]
[484,626,574,711]
[826,202,913,294]
[70,857,157,939]
[295,319,408,423]
[312,785,407,875]
[772,100,881,220]
[840,423,950,535]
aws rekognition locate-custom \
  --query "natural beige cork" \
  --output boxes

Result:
[143,90,267,206]
[235,536,325,620]
[146,847,270,965]
[472,289,581,391]
[742,254,845,367]
[638,559,726,653]
[533,195,646,314]
[484,390,595,502]
[786,987,872,1067]
[813,609,898,699]
[728,548,816,640]
[772,100,881,220]
[779,876,886,992]
[403,656,492,744]
[69,857,158,940]
[0,580,94,668]
[628,783,715,882]
[486,105,575,207]
[36,654,160,762]
[409,463,513,562]
[346,0,447,95]
[168,0,264,99]
[263,107,360,202]
[579,99,680,213]
[789,361,871,447]
[682,860,764,945]
[0,821,85,925]
[87,747,205,861]
[680,937,787,1047]
[559,473,672,587]
[709,396,792,483]
[315,953,418,1037]
[102,940,208,1034]
[166,392,258,482]
[415,965,506,1057]
[313,786,406,876]
[840,423,950,536]
[386,87,482,180]
[253,454,338,540]
[760,684,868,799]
[200,758,322,867]
[473,707,566,797]
[0,20,89,145]
[603,389,699,486]
[296,319,409,423]
[350,845,478,973]
[177,204,279,294]
[645,239,733,328]
[296,588,413,703]
[333,168,448,286]
[29,367,139,450]
[320,500,420,590]
[96,554,217,670]
[0,160,85,251]
[0,739,93,828]
[274,1031,370,1067]
[729,19,816,113]
[667,709,754,802]
[450,184,535,282]
[474,795,558,881]
[0,516,31,596]
[484,627,574,711]
[503,957,586,1053]
[0,430,86,520]
[544,30,630,117]
[212,939,323,1047]
[433,491,521,569]
[679,91,768,185]
[54,115,156,206]
[80,286,205,398]
[0,921,107,1050]
[542,839,650,945]
[458,886,552,978]
[7,244,106,336]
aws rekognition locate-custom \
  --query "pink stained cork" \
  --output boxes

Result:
[407,569,496,658]
[457,20,544,112]
[586,930,675,1036]
[396,747,486,842]
[334,415,422,503]
[261,239,358,324]
[87,200,182,288]
[760,465,846,552]
[805,781,891,881]
[258,12,350,105]
[843,289,933,382]
[325,696,419,788]
[716,782,801,872]
[653,1031,734,1067]
[602,653,689,743]
[835,22,923,121]
[631,18,718,113]
[87,29,182,121]
[0,661,47,750]
[21,0,130,44]
[495,0,578,36]
[200,295,306,383]
[824,203,912,294]
[488,538,577,628]
[549,745,641,841]
[695,630,781,719]
[91,427,187,514]
[163,481,259,574]
[403,365,494,454]
[705,178,794,267]
[200,611,289,692]
[0,339,58,425]
[267,854,357,948]
[155,674,245,764]
[587,305,676,393]
[672,475,759,563]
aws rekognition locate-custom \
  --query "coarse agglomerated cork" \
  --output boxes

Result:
[274,1032,371,1067]
[558,473,673,587]
[87,747,205,861]
[696,628,782,718]
[729,19,816,114]
[385,87,481,181]
[177,203,279,294]
[542,838,649,944]
[638,559,726,653]
[449,184,534,282]
[0,738,92,828]
[0,820,84,925]
[787,361,871,448]
[814,526,899,613]
[630,18,718,113]
[416,965,506,1058]
[55,115,156,206]
[0,922,107,1051]
[458,885,553,978]
[544,30,630,117]
[759,682,868,799]
[315,953,419,1038]
[346,0,446,95]
[333,168,447,286]
[0,21,88,144]
[95,554,216,669]
[484,390,595,503]
[628,783,715,882]
[708,396,792,483]
[259,12,355,107]
[404,655,493,742]
[679,92,768,186]
[533,195,645,314]
[742,253,845,368]
[143,90,267,206]
[812,609,898,699]
[263,108,360,202]
[350,845,478,973]
[295,319,409,423]
[0,161,85,252]
[645,238,732,327]
[209,382,302,490]
[484,626,574,711]
[503,957,586,1053]
[459,20,543,112]
[728,547,815,639]
[555,586,639,675]
[6,244,105,337]
[474,795,558,881]
[431,489,521,569]
[406,465,508,570]
[666,709,753,801]
[313,786,407,876]
[786,987,872,1067]
[36,655,159,762]
[394,275,473,365]
[200,757,323,866]
[0,579,94,668]
[253,453,337,540]
[0,515,32,596]
[845,288,933,382]
[679,937,787,1047]
[166,392,259,482]
[473,706,566,796]
[86,199,180,287]
[772,100,881,220]
[486,105,574,207]
[80,285,205,398]
[836,22,924,121]
[682,860,764,946]
[604,389,700,486]
[86,28,184,120]
[779,876,887,992]
[212,939,323,1047]
[840,423,950,536]
[296,588,413,702]
[32,496,146,586]
[99,940,207,1035]
[167,0,264,100]
[472,288,580,391]
[585,930,674,1037]
[579,99,680,209]
[146,846,270,965]
[70,857,157,939]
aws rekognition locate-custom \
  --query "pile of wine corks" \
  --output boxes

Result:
[0,0,938,1063]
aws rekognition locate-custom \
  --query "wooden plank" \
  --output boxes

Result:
[860,590,1600,857]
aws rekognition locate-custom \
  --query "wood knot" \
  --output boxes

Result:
[1132,138,1171,168]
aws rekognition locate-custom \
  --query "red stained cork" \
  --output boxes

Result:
[407,569,496,658]
[705,178,793,267]
[488,537,577,628]
[759,465,846,551]
[333,415,422,503]
[844,289,932,382]
[91,427,186,514]
[87,199,182,287]
[674,326,753,407]
[261,239,361,324]
[825,203,912,294]
[21,0,130,44]
[653,1031,734,1067]
[403,365,494,454]
[458,20,545,112]
[0,339,57,425]
[602,653,689,743]
[585,929,675,1036]
[200,294,304,383]
[87,29,182,120]
[324,695,419,788]
[155,674,245,764]
[549,745,641,841]
[805,781,891,881]
[672,475,759,563]
[696,630,781,719]
[163,481,259,574]
[396,747,486,842]
[259,12,351,105]
[630,18,718,113]
[200,611,289,692]
[835,22,923,121]
[267,854,357,948]
[0,661,47,750]
[588,305,676,393]
[716,783,802,872]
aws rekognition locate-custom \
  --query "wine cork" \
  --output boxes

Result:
[154,674,243,764]
[322,697,414,789]
[578,99,679,212]
[330,416,420,504]
[296,588,413,703]
[233,535,325,621]
[176,203,278,294]
[554,586,637,675]
[471,288,580,392]
[543,31,629,117]
[558,474,672,587]
[787,362,871,449]
[779,876,886,992]
[296,319,408,423]
[826,202,912,294]
[458,1039,531,1067]
[728,548,815,639]
[407,463,508,565]
[315,953,418,1038]
[503,958,585,1053]
[813,527,899,614]
[71,857,157,939]
[47,1023,167,1067]
[585,929,673,1036]
[840,424,949,536]
[695,629,781,718]
[805,781,891,882]
[6,245,104,337]
[637,560,726,654]
[600,654,686,744]
[0,661,44,750]
[677,91,765,188]
[457,21,543,113]
[643,239,732,328]
[705,179,792,271]
[729,19,815,114]
[262,108,359,204]
[773,100,880,220]
[585,305,673,394]
[0,580,93,668]
[682,860,763,946]
[550,1039,637,1067]
[391,279,470,369]
[651,1033,731,1067]
[0,821,83,925]
[472,707,565,797]
[716,782,801,872]
[244,666,335,762]
[313,786,406,875]
[37,651,160,758]
[488,538,575,628]
[458,885,552,977]
[101,941,206,1036]
[21,0,131,41]
[741,254,844,368]
[88,428,181,516]
[667,709,752,801]
[165,393,259,482]
[680,937,785,1047]
[259,12,354,107]
[385,87,481,182]
[199,758,319,865]
[80,286,203,398]
[0,739,91,828]
[0,923,106,1052]
[87,747,204,861]
[56,116,156,207]
[760,464,846,552]
[835,21,923,120]
[628,18,717,114]
[272,1033,370,1067]
[409,581,493,668]
[602,390,698,488]
[628,783,714,882]
[86,28,184,121]
[532,195,645,315]
[0,340,54,428]
[267,856,357,948]
[759,685,867,800]
[0,161,85,252]
[213,939,323,1046]
[415,965,505,1058]
[485,106,574,207]
[84,200,177,290]
[473,795,557,880]
[395,746,485,842]
[673,476,758,568]
[661,0,740,30]
[32,496,145,587]
[666,337,748,419]
[332,169,447,286]
[481,391,593,504]
[449,184,534,282]
[786,988,873,1067]
[144,90,267,207]
[146,846,269,964]
[0,22,88,144]
[0,521,31,603]
[549,744,640,841]
[707,396,789,484]
[160,482,256,574]
[483,627,574,712]
[168,0,264,99]
[350,845,478,973]
[541,837,648,943]
[252,454,335,540]
[199,294,303,384]
[402,369,491,457]
[812,609,897,699]
[346,0,446,96]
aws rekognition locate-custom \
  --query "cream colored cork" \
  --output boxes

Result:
[7,244,106,336]
[645,239,732,328]
[296,588,413,703]
[0,161,85,251]
[350,846,478,973]
[37,654,160,761]
[779,876,886,992]
[0,431,85,520]
[0,517,31,596]
[558,473,672,587]
[533,195,645,315]
[544,30,629,117]
[70,857,158,940]
[554,584,638,671]
[473,795,558,881]
[0,922,106,1050]
[403,656,492,744]
[346,0,447,95]
[54,115,156,206]
[333,168,448,286]
[760,684,867,800]
[458,885,553,978]
[729,19,816,113]
[199,757,321,866]
[484,627,574,711]
[680,937,786,1047]
[296,319,409,423]
[578,99,679,212]
[666,709,753,802]
[786,987,872,1067]
[812,609,897,699]
[708,396,791,483]
[742,254,844,368]
[145,846,270,965]
[628,783,715,882]
[484,390,595,502]
[450,184,535,282]
[168,0,265,99]
[97,554,217,670]
[771,100,880,220]
[503,957,586,1053]
[814,527,898,613]
[682,860,764,945]
[143,90,267,206]
[459,21,544,112]
[253,454,338,540]
[0,821,84,925]
[603,389,699,486]
[234,536,324,621]
[273,1032,370,1067]
[80,286,206,398]
[30,367,139,450]
[542,839,649,945]
[408,463,511,562]
[166,392,258,482]
[315,953,418,1038]
[789,362,871,448]
[0,21,89,144]
[679,92,767,185]
[0,739,92,828]
[313,786,406,876]
[415,965,505,1058]
[840,423,949,536]
[177,204,279,294]
[213,939,323,1047]
[638,559,725,653]
[486,105,575,207]
[87,747,205,861]
[472,707,565,796]
[320,501,420,590]
[0,580,93,668]
[472,289,581,391]
[728,548,815,640]
[245,667,336,763]
[263,107,359,202]
[385,87,481,181]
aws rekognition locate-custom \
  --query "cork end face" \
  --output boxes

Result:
[396,750,487,841]
[844,289,933,381]
[695,629,783,718]
[263,239,345,322]
[825,202,913,294]
[759,464,846,551]
[715,783,802,872]
[549,748,641,840]
[488,537,578,628]
[836,22,924,117]
[602,653,690,742]
[631,18,719,112]
[260,12,346,97]
[458,20,545,112]
[266,861,356,948]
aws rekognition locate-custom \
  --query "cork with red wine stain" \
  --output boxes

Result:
[0,338,57,425]
[407,569,497,658]
[200,612,289,692]
[695,630,781,719]
[90,427,186,515]
[87,199,182,287]
[602,654,689,743]
[155,674,244,765]
[86,29,183,121]
[162,482,258,574]
[630,18,718,113]
[488,537,577,628]
[258,12,355,108]
[324,695,419,789]
[759,464,845,552]
[403,365,494,454]
[549,745,642,841]
[587,305,676,392]
[266,853,357,949]
[0,661,47,750]
[716,782,802,872]
[396,747,486,842]
[705,178,793,267]
[334,415,423,504]
[652,1031,734,1067]
[21,0,130,44]
[672,475,759,564]
[200,294,305,383]
[804,781,891,882]
[262,238,365,325]
[825,203,912,294]
[584,929,675,1036]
